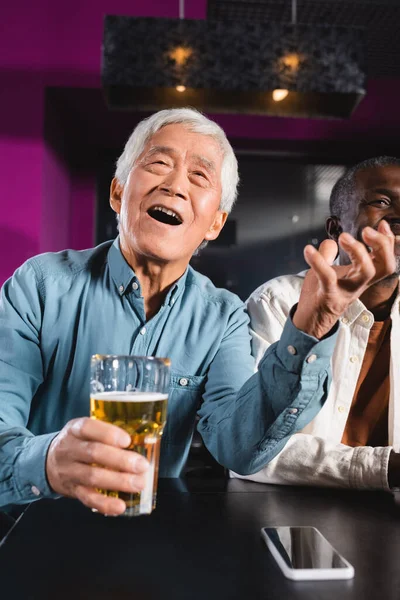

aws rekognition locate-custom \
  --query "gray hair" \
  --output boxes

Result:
[330,155,400,220]
[115,107,239,213]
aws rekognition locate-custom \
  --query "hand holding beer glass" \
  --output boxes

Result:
[90,355,170,516]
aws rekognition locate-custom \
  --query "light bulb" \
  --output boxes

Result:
[176,85,186,92]
[169,46,192,66]
[272,89,289,102]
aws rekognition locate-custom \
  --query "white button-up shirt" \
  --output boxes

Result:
[231,272,400,490]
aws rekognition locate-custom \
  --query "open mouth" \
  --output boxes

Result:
[148,206,183,226]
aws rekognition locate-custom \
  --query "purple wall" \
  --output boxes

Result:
[0,1,207,285]
[2,1,400,285]
[69,173,96,251]
[41,143,71,253]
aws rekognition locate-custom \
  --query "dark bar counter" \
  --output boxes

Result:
[0,477,399,600]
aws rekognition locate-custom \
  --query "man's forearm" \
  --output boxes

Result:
[231,434,392,490]
[198,316,337,475]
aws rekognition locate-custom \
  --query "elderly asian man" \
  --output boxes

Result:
[0,113,395,516]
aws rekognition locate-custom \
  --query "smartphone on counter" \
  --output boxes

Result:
[261,526,354,580]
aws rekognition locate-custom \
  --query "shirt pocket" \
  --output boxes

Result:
[162,372,206,445]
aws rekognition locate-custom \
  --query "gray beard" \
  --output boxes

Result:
[396,255,400,275]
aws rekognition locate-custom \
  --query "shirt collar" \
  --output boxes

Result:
[164,267,189,306]
[342,299,368,325]
[343,275,400,325]
[108,237,137,296]
[107,237,189,304]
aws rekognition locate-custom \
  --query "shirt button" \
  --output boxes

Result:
[362,314,370,323]
[179,377,189,386]
[132,281,139,291]
[287,345,297,355]
[31,485,41,497]
[306,354,317,363]
[341,317,349,325]
[140,327,146,335]
[118,285,124,293]
[338,405,346,413]
[288,408,298,414]
[350,355,358,363]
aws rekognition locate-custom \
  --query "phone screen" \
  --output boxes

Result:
[263,527,349,570]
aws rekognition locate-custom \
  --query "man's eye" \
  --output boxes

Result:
[193,171,206,179]
[369,198,390,207]
[153,161,168,166]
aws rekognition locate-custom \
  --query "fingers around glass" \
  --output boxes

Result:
[75,485,127,516]
[71,417,131,448]
[77,441,149,474]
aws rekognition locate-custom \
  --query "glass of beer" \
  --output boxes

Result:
[90,355,170,517]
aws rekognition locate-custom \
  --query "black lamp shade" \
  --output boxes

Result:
[102,16,366,119]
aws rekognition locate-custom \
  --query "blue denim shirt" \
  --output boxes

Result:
[0,239,337,506]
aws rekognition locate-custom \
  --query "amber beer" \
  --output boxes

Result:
[90,354,170,517]
[90,391,168,515]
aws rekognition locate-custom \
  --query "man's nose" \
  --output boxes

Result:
[393,202,400,218]
[160,167,188,200]
[385,201,400,221]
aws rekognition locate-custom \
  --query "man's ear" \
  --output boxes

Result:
[110,178,124,215]
[204,211,228,241]
[326,216,342,242]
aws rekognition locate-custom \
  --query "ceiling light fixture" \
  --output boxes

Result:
[272,89,289,102]
[102,0,366,118]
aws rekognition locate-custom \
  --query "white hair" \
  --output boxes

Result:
[115,108,239,213]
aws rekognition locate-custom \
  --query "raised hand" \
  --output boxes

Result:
[293,220,396,339]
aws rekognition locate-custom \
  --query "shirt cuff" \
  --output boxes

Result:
[14,432,61,502]
[261,304,338,374]
[350,445,392,491]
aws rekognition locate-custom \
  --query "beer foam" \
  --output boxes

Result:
[91,391,168,402]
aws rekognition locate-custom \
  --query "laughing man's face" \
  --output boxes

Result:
[110,123,228,267]
[336,165,400,274]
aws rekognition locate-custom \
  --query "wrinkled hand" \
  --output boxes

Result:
[46,417,149,515]
[293,220,396,339]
